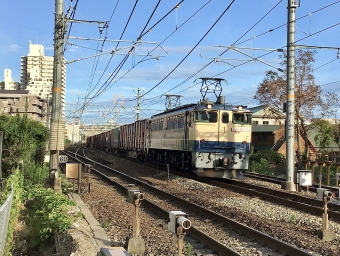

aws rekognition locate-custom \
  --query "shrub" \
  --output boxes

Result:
[0,170,24,256]
[249,150,285,176]
[23,186,76,247]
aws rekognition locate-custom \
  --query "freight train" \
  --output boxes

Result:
[87,78,252,178]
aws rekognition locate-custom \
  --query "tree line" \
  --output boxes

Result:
[254,49,340,167]
[0,112,48,178]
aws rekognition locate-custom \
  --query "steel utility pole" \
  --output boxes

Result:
[282,0,299,191]
[49,0,65,181]
[136,88,141,121]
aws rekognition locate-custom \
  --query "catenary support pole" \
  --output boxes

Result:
[282,0,299,191]
[49,0,65,185]
[136,88,141,121]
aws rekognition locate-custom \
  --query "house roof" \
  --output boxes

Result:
[249,104,285,118]
[248,105,267,114]
[307,127,339,150]
[252,125,281,133]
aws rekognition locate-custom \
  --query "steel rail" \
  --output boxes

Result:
[63,150,241,256]
[170,171,340,222]
[244,172,340,202]
[63,149,316,256]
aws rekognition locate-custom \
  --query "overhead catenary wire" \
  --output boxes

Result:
[69,0,139,117]
[141,15,340,116]
[69,0,340,120]
[144,0,340,108]
[76,1,191,113]
[88,0,213,107]
[66,0,121,119]
[314,58,339,70]
[211,21,340,79]
[63,0,80,55]
[85,0,138,99]
[128,0,238,102]
[143,0,283,108]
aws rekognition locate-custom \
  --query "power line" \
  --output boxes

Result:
[143,0,283,108]
[77,1,190,112]
[63,0,79,54]
[211,21,340,78]
[147,0,340,106]
[92,0,213,107]
[84,0,121,98]
[130,0,238,101]
[314,58,339,70]
[319,80,340,86]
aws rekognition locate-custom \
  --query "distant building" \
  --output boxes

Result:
[66,121,81,144]
[249,105,285,125]
[20,42,66,117]
[0,90,47,122]
[0,69,20,90]
[248,105,338,160]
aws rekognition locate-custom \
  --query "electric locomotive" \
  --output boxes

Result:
[148,94,252,178]
[88,77,252,179]
[147,78,252,178]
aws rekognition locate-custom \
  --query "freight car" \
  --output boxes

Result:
[87,78,252,178]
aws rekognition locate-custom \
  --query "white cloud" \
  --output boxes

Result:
[7,44,21,52]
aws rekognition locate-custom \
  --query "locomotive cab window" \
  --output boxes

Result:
[233,113,252,124]
[222,113,229,123]
[194,111,217,123]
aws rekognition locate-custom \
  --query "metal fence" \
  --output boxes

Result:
[0,185,14,256]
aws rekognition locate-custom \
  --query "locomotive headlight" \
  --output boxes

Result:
[206,103,213,109]
[238,106,243,111]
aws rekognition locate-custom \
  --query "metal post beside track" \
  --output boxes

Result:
[78,163,82,194]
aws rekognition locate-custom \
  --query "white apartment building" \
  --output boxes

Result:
[20,42,66,117]
[0,69,20,90]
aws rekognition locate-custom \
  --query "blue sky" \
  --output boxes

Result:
[1,0,339,124]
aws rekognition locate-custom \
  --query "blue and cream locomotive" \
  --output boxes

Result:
[88,78,252,178]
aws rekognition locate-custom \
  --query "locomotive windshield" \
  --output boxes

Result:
[233,113,252,124]
[194,111,218,123]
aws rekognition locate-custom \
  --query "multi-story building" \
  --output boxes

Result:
[0,90,47,122]
[0,69,20,90]
[20,42,66,117]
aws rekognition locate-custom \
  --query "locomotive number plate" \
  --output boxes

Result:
[231,127,251,132]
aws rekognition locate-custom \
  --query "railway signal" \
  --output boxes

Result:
[168,211,191,256]
[126,189,146,255]
[316,188,335,241]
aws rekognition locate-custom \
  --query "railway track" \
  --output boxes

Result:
[63,148,319,256]
[244,172,340,198]
[128,157,340,222]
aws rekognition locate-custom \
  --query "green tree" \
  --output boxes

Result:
[249,150,286,176]
[254,50,339,166]
[314,120,333,149]
[0,113,48,176]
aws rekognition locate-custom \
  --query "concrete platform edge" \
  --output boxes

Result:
[69,193,112,249]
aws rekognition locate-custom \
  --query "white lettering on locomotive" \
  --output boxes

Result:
[231,127,251,132]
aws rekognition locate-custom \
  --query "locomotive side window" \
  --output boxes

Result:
[233,114,244,124]
[178,118,184,128]
[245,114,252,124]
[233,113,252,124]
[194,111,217,123]
[222,113,229,123]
